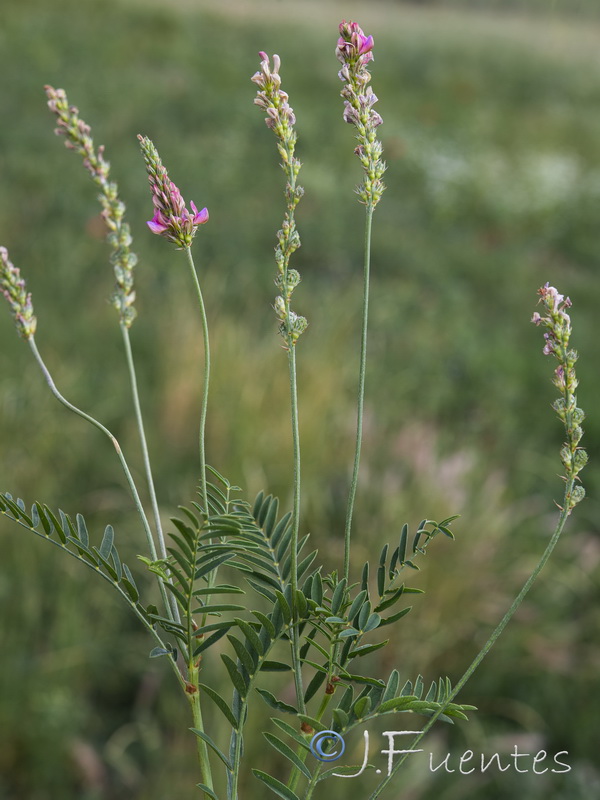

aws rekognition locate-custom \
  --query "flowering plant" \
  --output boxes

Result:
[0,21,586,800]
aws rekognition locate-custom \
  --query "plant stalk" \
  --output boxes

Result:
[343,203,373,585]
[188,665,214,794]
[120,321,180,623]
[185,246,210,516]
[287,341,307,717]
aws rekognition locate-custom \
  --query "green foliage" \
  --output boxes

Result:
[0,492,145,611]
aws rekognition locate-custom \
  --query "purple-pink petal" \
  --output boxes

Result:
[358,34,374,55]
[192,205,209,225]
[147,211,168,234]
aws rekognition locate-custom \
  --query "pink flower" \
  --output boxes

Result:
[336,20,374,65]
[138,135,209,249]
[146,202,208,237]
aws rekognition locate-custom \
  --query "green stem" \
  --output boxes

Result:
[229,705,245,800]
[303,760,324,800]
[288,345,301,600]
[287,691,333,795]
[368,485,574,799]
[183,248,214,795]
[229,623,294,800]
[29,336,154,557]
[188,665,214,794]
[287,343,306,716]
[27,336,176,617]
[287,636,337,794]
[343,204,373,584]
[185,246,210,516]
[120,322,179,623]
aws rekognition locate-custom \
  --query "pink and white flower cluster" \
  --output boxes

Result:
[251,52,296,135]
[138,135,208,250]
[532,282,572,356]
[336,20,386,207]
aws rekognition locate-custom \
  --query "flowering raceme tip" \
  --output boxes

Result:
[138,135,208,250]
[336,20,385,208]
[0,247,37,339]
[532,283,587,511]
[335,20,374,65]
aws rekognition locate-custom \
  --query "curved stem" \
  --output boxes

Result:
[26,335,175,617]
[368,485,574,799]
[184,246,210,516]
[343,204,373,584]
[120,322,180,623]
[28,336,156,556]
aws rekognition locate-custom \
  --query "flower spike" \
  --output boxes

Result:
[532,283,587,511]
[138,135,209,250]
[251,52,307,346]
[0,247,37,339]
[44,85,138,327]
[336,20,386,208]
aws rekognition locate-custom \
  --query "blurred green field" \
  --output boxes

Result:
[1,0,599,798]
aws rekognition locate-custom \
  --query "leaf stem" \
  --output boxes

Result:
[343,204,373,584]
[368,484,574,798]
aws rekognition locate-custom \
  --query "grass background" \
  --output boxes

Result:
[0,0,599,798]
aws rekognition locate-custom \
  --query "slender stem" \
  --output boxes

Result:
[229,704,245,800]
[188,665,214,793]
[229,623,294,800]
[368,486,574,799]
[287,343,307,716]
[287,690,333,794]
[184,246,210,515]
[343,204,373,584]
[120,322,180,624]
[288,344,301,598]
[183,247,214,795]
[303,760,324,800]
[26,335,176,618]
[288,625,337,792]
[28,336,156,557]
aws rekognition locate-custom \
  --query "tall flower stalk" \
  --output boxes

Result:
[252,51,308,713]
[369,285,587,798]
[336,21,386,585]
[137,134,213,792]
[137,134,210,510]
[43,87,179,620]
